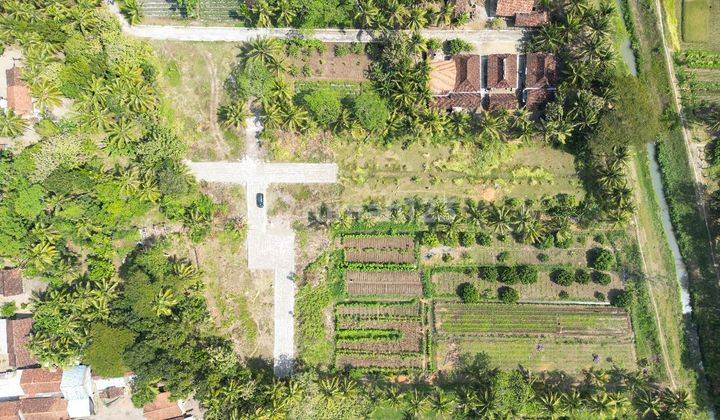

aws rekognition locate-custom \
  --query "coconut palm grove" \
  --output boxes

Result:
[0,0,718,418]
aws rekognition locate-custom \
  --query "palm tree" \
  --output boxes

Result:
[561,391,584,415]
[106,117,142,154]
[30,78,62,113]
[406,7,428,30]
[386,0,409,28]
[25,241,57,272]
[404,389,428,418]
[429,389,455,415]
[450,111,471,136]
[635,390,662,418]
[662,389,694,416]
[543,114,576,145]
[538,392,564,419]
[261,104,283,129]
[253,0,275,27]
[428,198,450,223]
[218,101,249,129]
[124,83,156,113]
[512,108,535,142]
[514,206,544,244]
[488,204,513,235]
[355,0,381,28]
[308,203,334,228]
[588,391,613,417]
[154,288,179,317]
[318,377,341,403]
[275,0,296,26]
[120,0,144,25]
[479,111,506,142]
[238,37,283,68]
[282,105,310,132]
[465,199,488,227]
[0,108,27,138]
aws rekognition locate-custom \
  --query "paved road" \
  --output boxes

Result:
[109,4,524,52]
[185,126,337,377]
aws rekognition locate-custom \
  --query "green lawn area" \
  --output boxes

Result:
[436,336,636,372]
[682,0,710,43]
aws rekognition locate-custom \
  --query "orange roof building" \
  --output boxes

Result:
[19,369,63,398]
[486,54,518,90]
[429,55,481,94]
[6,317,37,369]
[496,0,535,17]
[0,397,68,420]
[5,67,32,117]
[143,392,184,420]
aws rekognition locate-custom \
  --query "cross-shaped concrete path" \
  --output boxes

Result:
[186,116,338,376]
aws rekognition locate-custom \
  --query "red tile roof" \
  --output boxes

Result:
[5,67,32,116]
[7,317,37,369]
[20,369,62,397]
[486,93,519,111]
[0,269,23,296]
[515,10,548,26]
[496,0,534,16]
[487,54,518,90]
[143,392,183,420]
[0,400,20,420]
[433,92,484,110]
[19,398,68,420]
[100,386,125,399]
[525,52,557,88]
[453,55,481,92]
[525,88,554,111]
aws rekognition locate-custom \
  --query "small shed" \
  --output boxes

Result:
[61,365,93,401]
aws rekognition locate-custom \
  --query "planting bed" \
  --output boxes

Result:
[434,303,632,338]
[342,236,415,249]
[345,248,416,264]
[333,301,427,370]
[345,271,423,296]
[436,336,636,372]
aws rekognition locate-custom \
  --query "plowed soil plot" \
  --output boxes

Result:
[434,303,632,338]
[342,236,415,249]
[345,248,416,264]
[335,353,424,369]
[345,271,423,296]
[336,320,423,352]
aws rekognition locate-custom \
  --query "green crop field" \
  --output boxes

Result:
[434,303,633,337]
[436,336,636,372]
[682,0,710,43]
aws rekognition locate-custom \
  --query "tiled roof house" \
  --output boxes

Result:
[486,54,518,90]
[0,269,23,297]
[143,392,185,420]
[496,0,548,27]
[430,55,484,111]
[6,317,38,369]
[523,52,557,111]
[19,368,63,398]
[5,67,32,117]
[486,93,519,111]
[0,397,69,420]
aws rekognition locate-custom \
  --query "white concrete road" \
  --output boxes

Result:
[186,148,337,377]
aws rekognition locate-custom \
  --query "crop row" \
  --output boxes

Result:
[342,235,415,249]
[344,249,416,264]
[677,50,720,69]
[346,271,423,296]
[335,351,424,370]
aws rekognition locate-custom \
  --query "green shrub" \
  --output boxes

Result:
[575,268,591,284]
[497,251,510,263]
[551,267,574,286]
[478,265,498,282]
[589,248,615,271]
[516,264,538,284]
[353,90,389,132]
[421,231,440,247]
[458,282,480,303]
[559,290,570,300]
[611,290,633,308]
[536,235,554,249]
[83,324,136,377]
[444,38,473,55]
[498,286,520,304]
[459,231,474,247]
[443,231,460,247]
[593,271,612,285]
[595,291,606,301]
[1,302,17,318]
[498,266,518,284]
[537,253,550,262]
[302,87,342,128]
[442,253,453,262]
[475,232,491,246]
[334,44,350,56]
